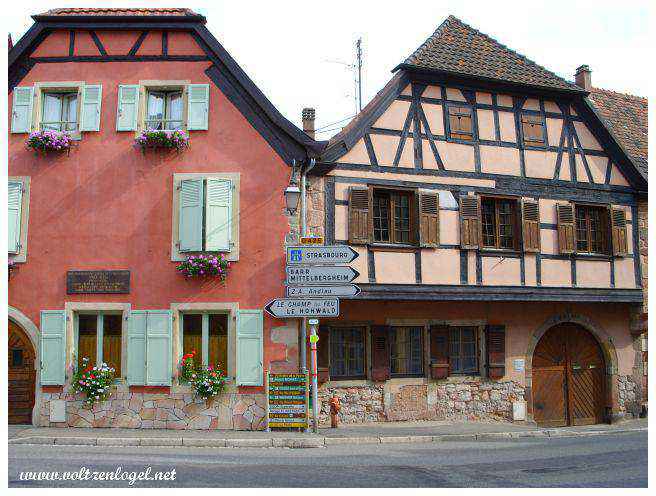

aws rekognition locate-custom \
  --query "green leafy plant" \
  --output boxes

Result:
[176,254,230,280]
[71,357,116,407]
[191,364,227,400]
[135,128,189,151]
[179,350,198,384]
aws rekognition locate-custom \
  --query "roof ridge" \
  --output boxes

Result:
[590,86,646,101]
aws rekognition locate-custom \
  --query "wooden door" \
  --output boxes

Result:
[532,324,605,427]
[8,320,36,424]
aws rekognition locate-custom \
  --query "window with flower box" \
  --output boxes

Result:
[181,313,228,371]
[75,312,123,377]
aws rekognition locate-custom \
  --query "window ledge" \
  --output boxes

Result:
[479,248,521,257]
[368,243,418,252]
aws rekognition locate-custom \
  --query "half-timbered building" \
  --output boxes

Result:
[308,16,648,426]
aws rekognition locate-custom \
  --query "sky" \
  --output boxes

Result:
[5,0,650,140]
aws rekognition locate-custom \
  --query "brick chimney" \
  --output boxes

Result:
[302,107,316,139]
[575,65,592,91]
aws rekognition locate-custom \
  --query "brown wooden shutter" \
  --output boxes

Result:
[370,325,390,382]
[459,195,481,249]
[348,186,370,245]
[317,325,330,384]
[485,325,506,380]
[556,203,576,254]
[610,207,628,256]
[429,325,450,379]
[418,192,439,247]
[521,199,541,253]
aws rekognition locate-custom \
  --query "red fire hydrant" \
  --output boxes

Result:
[329,395,341,428]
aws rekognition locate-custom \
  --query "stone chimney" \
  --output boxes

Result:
[302,107,316,139]
[575,65,592,91]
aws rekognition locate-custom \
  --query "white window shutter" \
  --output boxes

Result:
[80,84,102,132]
[187,84,209,130]
[11,86,34,133]
[236,310,263,386]
[8,181,23,254]
[178,178,204,252]
[205,178,232,251]
[116,84,140,131]
[145,310,172,386]
[40,310,67,385]
[127,311,147,385]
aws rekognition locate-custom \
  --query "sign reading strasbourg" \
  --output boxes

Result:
[66,270,131,294]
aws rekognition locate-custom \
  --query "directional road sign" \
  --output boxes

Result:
[285,266,359,285]
[286,245,359,265]
[286,284,361,298]
[264,298,339,318]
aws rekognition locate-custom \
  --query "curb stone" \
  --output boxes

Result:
[9,426,646,448]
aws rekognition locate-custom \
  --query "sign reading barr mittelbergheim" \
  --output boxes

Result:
[285,266,359,285]
[286,246,359,265]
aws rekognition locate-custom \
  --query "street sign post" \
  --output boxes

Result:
[286,245,359,265]
[285,266,359,285]
[264,298,339,318]
[286,284,361,297]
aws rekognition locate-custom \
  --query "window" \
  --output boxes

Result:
[390,326,423,376]
[481,197,518,250]
[182,313,228,372]
[449,327,478,374]
[575,205,608,254]
[329,327,366,379]
[146,90,184,130]
[521,113,545,145]
[372,189,414,244]
[448,105,474,141]
[41,92,78,131]
[76,313,123,377]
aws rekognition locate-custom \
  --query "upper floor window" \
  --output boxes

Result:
[41,92,78,132]
[372,189,414,244]
[521,113,545,146]
[447,105,474,141]
[575,205,608,254]
[146,90,184,130]
[481,196,518,250]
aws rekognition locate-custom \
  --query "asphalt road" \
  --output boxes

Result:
[8,431,647,488]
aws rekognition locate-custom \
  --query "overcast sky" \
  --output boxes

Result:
[6,1,649,140]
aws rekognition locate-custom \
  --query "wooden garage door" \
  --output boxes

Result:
[8,320,36,424]
[532,324,605,427]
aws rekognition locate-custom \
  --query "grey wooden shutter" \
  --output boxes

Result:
[521,199,541,253]
[557,203,576,254]
[610,207,628,256]
[178,178,204,252]
[116,84,140,131]
[419,191,439,247]
[459,195,481,249]
[80,84,102,132]
[187,84,210,130]
[348,186,370,244]
[11,86,34,133]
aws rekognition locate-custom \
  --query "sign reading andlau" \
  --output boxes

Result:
[286,245,359,265]
[264,298,339,318]
[286,284,361,297]
[285,266,359,285]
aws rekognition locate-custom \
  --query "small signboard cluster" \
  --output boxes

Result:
[266,372,309,429]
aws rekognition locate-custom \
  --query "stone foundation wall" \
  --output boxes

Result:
[39,387,267,430]
[318,380,525,425]
[617,374,640,418]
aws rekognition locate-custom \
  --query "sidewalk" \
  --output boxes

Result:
[8,418,647,449]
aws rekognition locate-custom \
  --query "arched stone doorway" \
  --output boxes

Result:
[8,319,37,424]
[532,323,606,427]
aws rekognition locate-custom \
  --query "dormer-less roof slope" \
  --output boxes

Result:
[588,88,648,180]
[395,15,585,94]
[10,7,324,164]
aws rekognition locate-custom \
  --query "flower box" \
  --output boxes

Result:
[135,128,189,152]
[177,254,229,281]
[26,129,73,154]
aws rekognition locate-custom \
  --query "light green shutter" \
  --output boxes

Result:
[40,310,66,385]
[145,310,172,386]
[8,181,23,254]
[236,309,263,386]
[205,178,232,251]
[187,84,209,130]
[80,84,102,132]
[11,86,33,133]
[127,310,147,385]
[116,84,139,131]
[178,178,204,252]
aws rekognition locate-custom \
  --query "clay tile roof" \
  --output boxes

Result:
[588,88,648,179]
[38,8,199,17]
[398,15,584,93]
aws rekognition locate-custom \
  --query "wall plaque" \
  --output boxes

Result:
[66,270,130,294]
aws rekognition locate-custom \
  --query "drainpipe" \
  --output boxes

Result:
[299,157,316,374]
